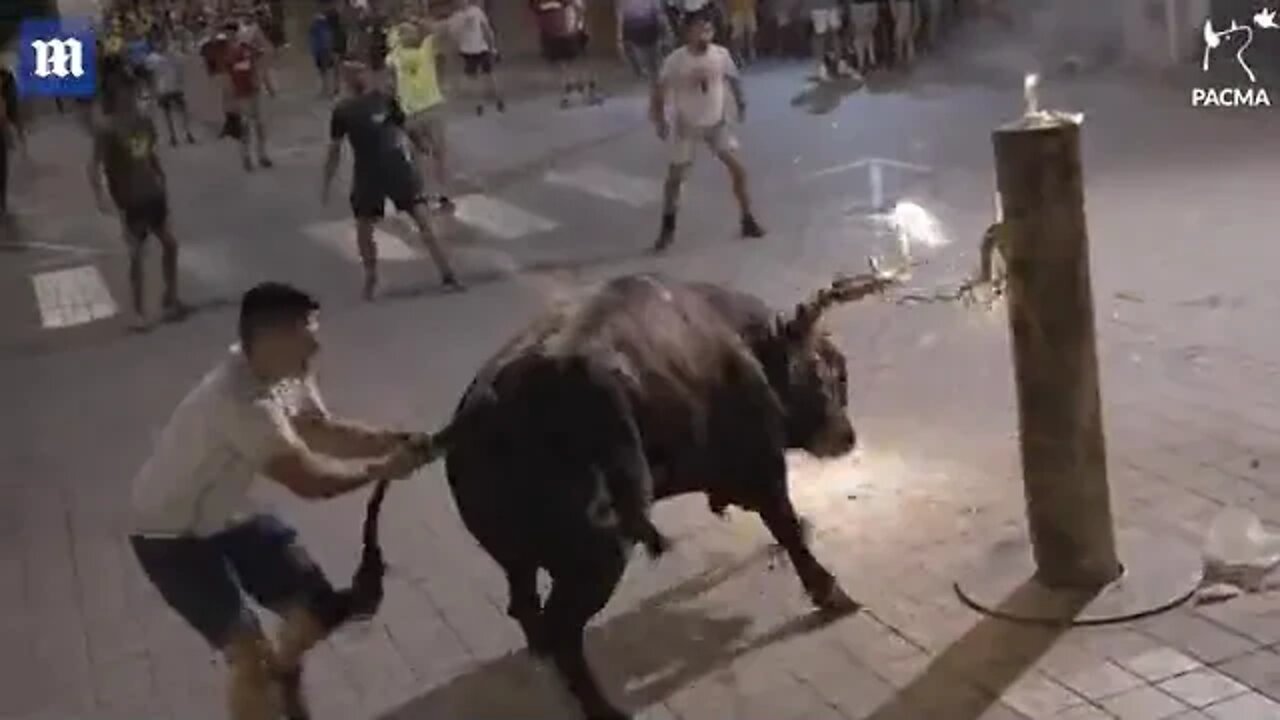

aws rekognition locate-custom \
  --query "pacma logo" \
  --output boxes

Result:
[1193,9,1277,108]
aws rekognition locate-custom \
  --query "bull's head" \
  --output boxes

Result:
[767,260,907,458]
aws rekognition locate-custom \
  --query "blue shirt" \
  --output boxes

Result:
[309,17,333,56]
[126,39,151,67]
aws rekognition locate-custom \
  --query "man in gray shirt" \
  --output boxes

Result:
[130,282,435,719]
[144,34,197,146]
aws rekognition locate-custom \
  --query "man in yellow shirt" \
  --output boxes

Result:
[728,0,758,63]
[385,18,454,211]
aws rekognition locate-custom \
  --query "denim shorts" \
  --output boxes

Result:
[130,514,334,649]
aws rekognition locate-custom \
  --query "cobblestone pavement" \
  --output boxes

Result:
[6,18,1280,720]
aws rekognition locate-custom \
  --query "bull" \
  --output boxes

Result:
[354,267,903,720]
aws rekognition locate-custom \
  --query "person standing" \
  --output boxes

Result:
[144,34,198,146]
[223,23,274,171]
[87,71,188,330]
[322,61,463,299]
[848,0,879,71]
[531,0,602,108]
[309,11,338,96]
[804,0,853,80]
[727,0,758,64]
[890,0,916,65]
[325,4,350,61]
[650,11,764,252]
[447,0,506,115]
[129,281,435,720]
[616,0,667,81]
[385,19,455,211]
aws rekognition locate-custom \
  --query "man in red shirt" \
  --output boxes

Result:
[223,21,273,171]
[531,0,603,107]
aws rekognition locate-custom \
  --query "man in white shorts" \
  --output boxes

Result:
[651,11,764,252]
[804,0,852,79]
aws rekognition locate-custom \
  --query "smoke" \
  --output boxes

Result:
[966,0,1128,75]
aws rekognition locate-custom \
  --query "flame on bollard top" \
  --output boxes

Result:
[1024,73,1040,117]
[883,200,950,264]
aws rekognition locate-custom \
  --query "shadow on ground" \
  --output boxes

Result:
[375,545,853,720]
[789,76,866,114]
[866,580,1090,719]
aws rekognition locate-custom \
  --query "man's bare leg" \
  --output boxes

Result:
[484,70,505,111]
[654,162,688,252]
[225,627,283,720]
[356,218,379,300]
[178,101,196,143]
[714,147,765,238]
[251,103,272,167]
[156,222,188,318]
[273,605,329,720]
[407,203,462,290]
[125,233,148,328]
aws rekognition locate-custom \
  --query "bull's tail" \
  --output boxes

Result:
[320,419,470,631]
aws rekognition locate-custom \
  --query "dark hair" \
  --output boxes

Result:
[683,9,712,28]
[238,282,320,349]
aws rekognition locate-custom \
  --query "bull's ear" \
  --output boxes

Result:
[783,302,819,341]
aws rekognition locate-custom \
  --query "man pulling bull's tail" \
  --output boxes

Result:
[128,282,436,720]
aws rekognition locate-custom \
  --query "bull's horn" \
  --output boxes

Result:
[785,258,904,337]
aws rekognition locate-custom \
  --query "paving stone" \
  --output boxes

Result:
[1001,673,1088,718]
[1052,704,1120,719]
[1215,648,1280,699]
[1156,668,1250,708]
[1099,686,1192,720]
[1203,691,1280,719]
[1056,661,1147,701]
[1117,648,1204,682]
[1138,614,1259,664]
[1164,711,1213,720]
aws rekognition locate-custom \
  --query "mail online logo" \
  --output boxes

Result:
[18,18,98,98]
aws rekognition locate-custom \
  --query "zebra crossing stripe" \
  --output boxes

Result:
[179,241,246,289]
[31,265,118,329]
[453,195,559,241]
[303,220,423,263]
[544,165,661,208]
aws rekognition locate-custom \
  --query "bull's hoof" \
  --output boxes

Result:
[813,583,861,617]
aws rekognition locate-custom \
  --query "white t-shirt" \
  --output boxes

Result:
[660,45,739,129]
[448,6,490,55]
[130,349,327,537]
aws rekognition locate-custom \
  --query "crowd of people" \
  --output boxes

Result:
[0,0,1014,328]
[618,0,989,83]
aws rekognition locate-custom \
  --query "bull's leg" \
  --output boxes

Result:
[758,500,859,615]
[504,564,550,657]
[544,544,630,720]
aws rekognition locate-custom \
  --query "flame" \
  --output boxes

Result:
[876,200,951,263]
[1023,73,1040,117]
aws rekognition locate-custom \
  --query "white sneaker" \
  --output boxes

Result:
[817,64,831,82]
[837,59,853,77]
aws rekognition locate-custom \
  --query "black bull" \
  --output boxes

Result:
[348,273,893,720]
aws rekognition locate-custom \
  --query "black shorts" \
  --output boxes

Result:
[541,32,586,63]
[130,514,335,649]
[119,195,169,240]
[350,165,426,220]
[461,51,493,76]
[157,91,186,110]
